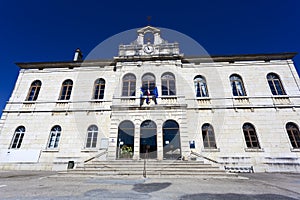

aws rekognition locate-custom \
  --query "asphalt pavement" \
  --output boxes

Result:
[0,170,300,199]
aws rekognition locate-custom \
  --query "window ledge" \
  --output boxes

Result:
[202,148,220,152]
[161,96,177,98]
[89,99,104,102]
[23,101,36,104]
[42,149,59,152]
[196,97,210,100]
[244,148,264,152]
[81,149,98,152]
[119,96,136,99]
[7,148,20,151]
[56,100,70,103]
[233,96,248,99]
[272,95,289,98]
[291,148,300,152]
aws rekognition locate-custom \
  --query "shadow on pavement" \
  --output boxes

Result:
[180,193,298,200]
[133,182,172,193]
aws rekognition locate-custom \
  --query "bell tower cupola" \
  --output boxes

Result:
[117,26,182,58]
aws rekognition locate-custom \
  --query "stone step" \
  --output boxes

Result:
[83,162,209,167]
[69,168,224,173]
[62,169,230,174]
[79,165,219,170]
[86,160,205,165]
[80,163,218,168]
[58,171,237,178]
[60,160,234,178]
[64,171,228,175]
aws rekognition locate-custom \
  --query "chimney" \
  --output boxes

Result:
[73,48,83,61]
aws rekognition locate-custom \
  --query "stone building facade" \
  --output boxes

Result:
[0,26,300,172]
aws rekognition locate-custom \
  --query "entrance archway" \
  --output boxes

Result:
[140,120,157,159]
[163,120,181,160]
[117,120,134,159]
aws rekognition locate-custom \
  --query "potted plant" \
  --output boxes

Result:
[120,145,133,159]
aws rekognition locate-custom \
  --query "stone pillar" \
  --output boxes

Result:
[154,33,162,45]
[156,120,163,160]
[133,124,140,160]
[137,33,144,45]
[107,116,119,160]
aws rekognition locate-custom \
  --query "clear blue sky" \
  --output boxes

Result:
[1,0,300,114]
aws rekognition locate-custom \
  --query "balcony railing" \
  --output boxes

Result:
[112,96,185,108]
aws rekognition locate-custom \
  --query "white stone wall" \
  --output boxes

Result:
[0,58,299,172]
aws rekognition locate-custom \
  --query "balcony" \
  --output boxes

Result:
[160,96,177,104]
[232,96,251,108]
[196,97,211,106]
[272,96,291,106]
[111,96,186,110]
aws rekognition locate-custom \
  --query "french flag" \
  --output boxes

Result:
[146,89,151,104]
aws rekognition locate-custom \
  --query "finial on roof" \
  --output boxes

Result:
[73,48,83,61]
[147,16,152,25]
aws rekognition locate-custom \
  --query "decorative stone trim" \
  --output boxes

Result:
[201,148,220,152]
[55,101,69,107]
[160,96,177,104]
[81,149,98,152]
[23,101,35,105]
[291,148,300,152]
[89,100,104,106]
[22,102,36,110]
[42,149,59,152]
[120,98,136,104]
[272,96,291,105]
[244,148,264,152]
[233,96,250,105]
[196,97,211,105]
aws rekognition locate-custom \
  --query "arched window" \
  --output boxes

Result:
[47,125,61,149]
[202,123,217,148]
[93,78,105,99]
[142,73,156,94]
[86,125,98,148]
[243,123,260,148]
[230,74,246,96]
[161,72,176,96]
[117,120,135,159]
[59,79,73,100]
[140,120,157,159]
[122,74,136,96]
[10,126,25,149]
[26,80,42,101]
[267,73,286,95]
[286,122,300,148]
[194,75,209,97]
[163,120,181,159]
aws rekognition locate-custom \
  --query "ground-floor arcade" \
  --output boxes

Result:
[115,119,182,160]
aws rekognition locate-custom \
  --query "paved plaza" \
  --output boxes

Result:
[0,171,300,199]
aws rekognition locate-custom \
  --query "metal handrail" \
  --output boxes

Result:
[190,151,219,164]
[84,149,108,163]
[143,148,149,178]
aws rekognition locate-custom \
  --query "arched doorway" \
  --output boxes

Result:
[117,121,134,159]
[140,120,157,159]
[163,120,181,160]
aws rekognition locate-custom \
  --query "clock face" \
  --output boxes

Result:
[143,45,154,54]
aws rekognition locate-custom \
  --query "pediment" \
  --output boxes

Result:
[137,26,160,34]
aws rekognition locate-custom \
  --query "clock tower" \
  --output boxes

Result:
[117,26,182,57]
